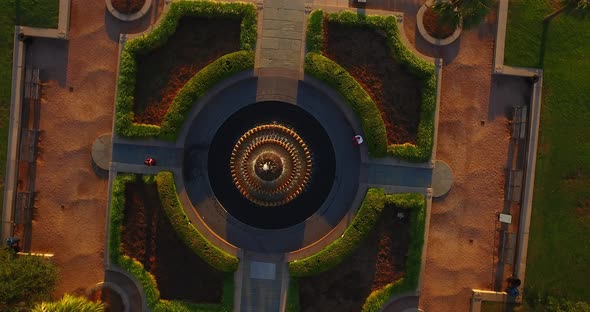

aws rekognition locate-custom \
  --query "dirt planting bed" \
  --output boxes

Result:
[133,16,241,124]
[324,22,424,145]
[423,7,455,39]
[112,0,145,14]
[298,204,412,312]
[121,179,225,303]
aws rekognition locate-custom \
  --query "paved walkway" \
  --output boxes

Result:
[256,0,307,71]
[367,163,432,188]
[240,252,287,312]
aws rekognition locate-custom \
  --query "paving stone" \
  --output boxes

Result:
[262,29,302,40]
[263,19,304,32]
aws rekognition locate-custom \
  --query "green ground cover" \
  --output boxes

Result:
[0,0,58,234]
[505,0,590,305]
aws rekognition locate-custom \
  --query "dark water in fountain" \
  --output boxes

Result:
[207,101,336,229]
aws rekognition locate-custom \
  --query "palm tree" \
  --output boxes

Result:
[544,0,590,22]
[432,0,493,30]
[31,294,104,312]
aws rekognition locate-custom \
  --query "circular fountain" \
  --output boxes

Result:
[230,124,312,207]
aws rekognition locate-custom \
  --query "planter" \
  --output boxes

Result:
[106,0,152,22]
[417,0,462,46]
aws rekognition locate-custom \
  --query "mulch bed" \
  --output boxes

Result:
[88,285,125,312]
[121,178,225,303]
[298,205,412,312]
[423,7,456,39]
[133,17,241,125]
[324,22,424,145]
[112,0,145,15]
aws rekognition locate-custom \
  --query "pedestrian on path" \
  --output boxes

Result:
[353,135,364,146]
[144,157,156,167]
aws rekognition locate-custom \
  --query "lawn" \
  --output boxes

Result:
[505,0,590,303]
[0,0,58,231]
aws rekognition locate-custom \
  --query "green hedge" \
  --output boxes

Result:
[108,174,236,311]
[305,10,437,162]
[115,1,257,139]
[289,188,387,276]
[362,193,426,312]
[305,53,388,157]
[155,172,239,272]
[288,192,426,311]
[286,278,301,312]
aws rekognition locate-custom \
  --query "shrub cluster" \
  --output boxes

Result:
[305,10,437,162]
[108,173,236,311]
[287,191,426,312]
[155,172,239,272]
[289,188,387,276]
[115,1,257,139]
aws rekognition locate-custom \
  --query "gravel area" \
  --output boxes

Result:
[419,10,504,312]
[29,0,163,296]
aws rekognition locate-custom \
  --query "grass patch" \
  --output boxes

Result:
[115,0,256,139]
[0,0,59,233]
[109,173,236,311]
[305,10,436,162]
[505,0,590,303]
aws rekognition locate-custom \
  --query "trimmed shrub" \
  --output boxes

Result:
[287,192,426,312]
[115,1,257,139]
[362,193,426,312]
[286,278,301,312]
[305,53,388,157]
[306,10,437,162]
[289,188,387,276]
[155,172,239,272]
[306,10,324,53]
[108,174,236,311]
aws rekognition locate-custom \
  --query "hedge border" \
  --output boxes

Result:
[108,173,237,311]
[287,191,426,312]
[288,188,387,276]
[305,10,437,162]
[115,1,257,139]
[155,171,239,272]
[361,193,426,312]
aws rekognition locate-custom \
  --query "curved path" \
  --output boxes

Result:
[382,295,420,312]
[104,268,145,312]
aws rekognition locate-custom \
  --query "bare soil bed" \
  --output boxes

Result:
[323,22,424,145]
[121,179,225,303]
[423,7,455,39]
[133,17,241,124]
[299,205,412,312]
[112,0,145,14]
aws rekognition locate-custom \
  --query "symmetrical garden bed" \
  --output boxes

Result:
[306,10,436,162]
[109,172,238,311]
[121,177,225,303]
[288,190,426,312]
[133,16,242,125]
[116,1,257,139]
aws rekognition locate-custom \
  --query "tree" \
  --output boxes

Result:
[31,294,104,312]
[0,248,59,310]
[544,0,590,22]
[432,0,493,30]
